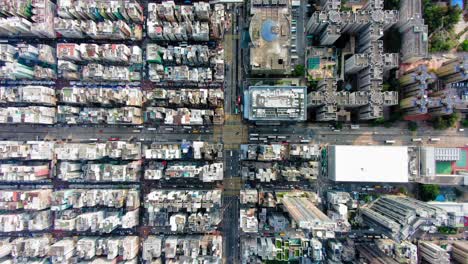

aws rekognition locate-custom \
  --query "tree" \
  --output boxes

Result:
[292,64,305,77]
[447,113,460,127]
[431,113,460,130]
[398,187,408,195]
[335,122,343,130]
[308,79,319,91]
[373,117,385,126]
[384,0,400,10]
[420,184,440,202]
[423,0,462,34]
[408,121,418,131]
[462,119,468,128]
[430,32,457,52]
[460,39,468,52]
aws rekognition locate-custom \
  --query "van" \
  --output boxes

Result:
[300,139,310,143]
[412,138,422,142]
[249,137,259,141]
[250,133,259,137]
[385,140,395,144]
[430,138,440,142]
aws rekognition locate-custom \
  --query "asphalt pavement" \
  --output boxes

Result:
[248,123,468,147]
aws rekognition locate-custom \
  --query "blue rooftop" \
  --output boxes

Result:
[261,20,279,42]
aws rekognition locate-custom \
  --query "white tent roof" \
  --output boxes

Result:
[329,145,409,182]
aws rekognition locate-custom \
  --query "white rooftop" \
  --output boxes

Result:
[328,145,409,182]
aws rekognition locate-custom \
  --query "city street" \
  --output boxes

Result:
[0,125,215,142]
[249,123,468,147]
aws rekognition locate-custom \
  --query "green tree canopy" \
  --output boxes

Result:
[420,184,440,201]
[408,121,418,131]
[292,64,305,77]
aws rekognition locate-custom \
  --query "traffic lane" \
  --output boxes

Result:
[225,150,240,178]
[0,129,214,142]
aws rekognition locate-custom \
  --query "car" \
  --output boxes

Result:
[108,137,120,141]
[459,128,465,132]
[237,95,241,105]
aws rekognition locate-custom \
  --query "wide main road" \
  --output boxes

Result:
[249,123,468,147]
[0,124,216,142]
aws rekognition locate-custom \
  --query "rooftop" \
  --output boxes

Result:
[328,145,409,182]
[243,86,307,121]
[249,3,291,74]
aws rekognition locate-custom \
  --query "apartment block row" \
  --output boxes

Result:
[0,234,222,263]
[1,86,223,108]
[145,161,223,182]
[142,235,222,263]
[0,141,222,182]
[0,43,56,80]
[0,0,56,38]
[240,144,321,161]
[146,43,225,83]
[0,141,223,161]
[57,43,143,81]
[0,86,225,125]
[57,0,142,40]
[145,189,222,233]
[0,0,224,41]
[241,161,319,182]
[145,88,224,108]
[147,2,225,41]
[0,187,223,234]
[0,187,139,233]
[0,235,139,263]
